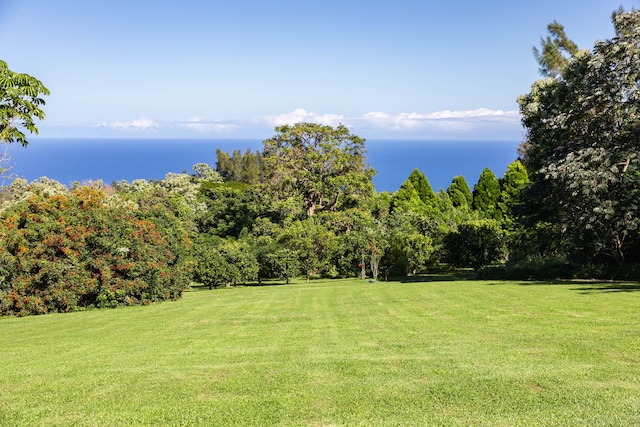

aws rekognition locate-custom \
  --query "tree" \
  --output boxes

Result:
[215,148,264,184]
[242,149,263,184]
[518,9,640,265]
[215,149,234,181]
[262,123,376,217]
[389,230,434,276]
[251,234,300,285]
[192,162,223,182]
[385,210,437,276]
[265,248,299,284]
[472,168,502,221]
[192,238,258,288]
[191,240,230,289]
[369,239,384,281]
[279,218,337,282]
[315,208,389,279]
[407,168,436,207]
[532,20,579,78]
[391,179,424,213]
[447,176,473,209]
[392,169,437,214]
[196,182,262,238]
[0,60,50,147]
[218,240,259,286]
[444,219,505,270]
[498,160,529,224]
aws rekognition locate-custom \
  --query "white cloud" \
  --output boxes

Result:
[98,116,157,130]
[252,108,520,134]
[360,108,519,131]
[257,108,346,127]
[178,117,240,132]
[422,108,519,120]
[362,111,392,120]
[51,108,521,139]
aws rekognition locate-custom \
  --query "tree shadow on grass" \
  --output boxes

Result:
[187,281,288,292]
[398,273,477,283]
[570,282,640,294]
[487,280,640,294]
[243,281,288,288]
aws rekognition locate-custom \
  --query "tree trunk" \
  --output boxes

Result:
[612,234,626,265]
[307,203,316,217]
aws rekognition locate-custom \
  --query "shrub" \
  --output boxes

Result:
[0,185,189,316]
[444,219,505,270]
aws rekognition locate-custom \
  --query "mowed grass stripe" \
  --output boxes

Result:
[1,278,639,426]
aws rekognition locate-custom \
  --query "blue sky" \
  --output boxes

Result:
[1,0,637,140]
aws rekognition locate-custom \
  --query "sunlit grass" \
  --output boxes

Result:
[1,277,639,426]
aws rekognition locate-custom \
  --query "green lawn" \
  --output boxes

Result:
[1,277,639,426]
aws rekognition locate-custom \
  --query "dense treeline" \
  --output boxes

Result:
[0,123,529,315]
[2,9,640,316]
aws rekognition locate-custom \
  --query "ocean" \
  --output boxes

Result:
[6,138,520,193]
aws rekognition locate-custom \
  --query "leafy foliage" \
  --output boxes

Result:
[197,182,262,238]
[262,123,376,217]
[444,219,505,270]
[385,211,437,275]
[216,148,264,184]
[518,9,640,264]
[498,160,529,227]
[0,186,189,315]
[0,60,50,146]
[279,217,338,282]
[392,168,437,214]
[532,20,579,78]
[447,176,473,209]
[472,168,502,221]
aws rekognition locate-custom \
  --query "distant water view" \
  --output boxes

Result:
[7,138,520,193]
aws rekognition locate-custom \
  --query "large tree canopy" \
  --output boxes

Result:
[518,9,640,264]
[262,123,376,217]
[0,60,49,146]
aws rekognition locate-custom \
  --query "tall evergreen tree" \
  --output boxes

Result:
[407,169,436,207]
[215,149,233,181]
[498,161,529,223]
[242,149,263,184]
[391,180,424,213]
[216,148,264,184]
[391,169,437,214]
[532,20,579,78]
[447,176,473,209]
[473,168,502,221]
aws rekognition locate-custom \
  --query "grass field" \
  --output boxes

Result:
[1,277,639,426]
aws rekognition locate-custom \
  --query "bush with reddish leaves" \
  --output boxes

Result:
[0,186,190,316]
